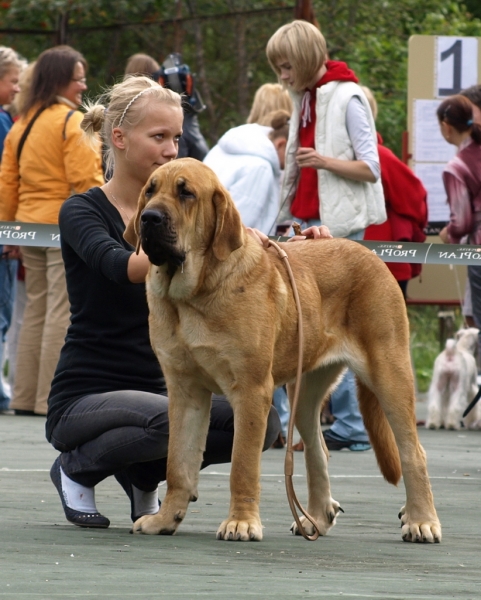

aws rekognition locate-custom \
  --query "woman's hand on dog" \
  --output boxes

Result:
[246,225,332,249]
[289,225,332,242]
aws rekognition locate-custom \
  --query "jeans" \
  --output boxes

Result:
[290,221,367,441]
[329,370,369,443]
[273,386,289,437]
[0,248,17,409]
[50,391,281,491]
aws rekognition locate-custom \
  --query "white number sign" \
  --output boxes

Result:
[436,36,478,98]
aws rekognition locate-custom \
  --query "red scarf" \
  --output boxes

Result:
[291,61,359,222]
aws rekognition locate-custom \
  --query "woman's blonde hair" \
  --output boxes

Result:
[82,76,182,174]
[0,46,23,80]
[247,83,293,124]
[361,86,378,121]
[9,61,35,117]
[266,20,327,92]
[266,109,290,141]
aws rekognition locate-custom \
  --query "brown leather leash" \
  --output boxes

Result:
[268,239,320,541]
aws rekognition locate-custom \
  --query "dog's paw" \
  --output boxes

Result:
[290,498,343,537]
[131,510,185,536]
[216,517,263,541]
[398,505,442,543]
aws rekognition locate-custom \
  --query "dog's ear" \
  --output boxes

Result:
[211,184,244,261]
[123,180,153,253]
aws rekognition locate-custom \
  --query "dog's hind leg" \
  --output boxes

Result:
[289,363,345,537]
[357,361,442,543]
[132,383,212,536]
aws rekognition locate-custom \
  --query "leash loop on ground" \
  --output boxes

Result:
[268,239,320,541]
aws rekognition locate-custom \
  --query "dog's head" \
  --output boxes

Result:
[124,158,244,269]
[455,327,480,355]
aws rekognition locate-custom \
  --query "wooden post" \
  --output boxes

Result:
[56,11,69,45]
[173,0,184,54]
[294,0,320,28]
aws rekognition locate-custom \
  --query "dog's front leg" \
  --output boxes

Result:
[216,388,272,541]
[132,384,212,535]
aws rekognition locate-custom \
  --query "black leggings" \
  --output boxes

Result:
[50,391,281,490]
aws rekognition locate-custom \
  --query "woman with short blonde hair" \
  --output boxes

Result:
[266,20,386,452]
[266,21,328,92]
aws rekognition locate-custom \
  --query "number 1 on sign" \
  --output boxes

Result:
[436,36,478,98]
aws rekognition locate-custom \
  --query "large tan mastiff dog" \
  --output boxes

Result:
[124,157,441,543]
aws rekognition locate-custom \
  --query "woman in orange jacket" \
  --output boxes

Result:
[0,45,104,415]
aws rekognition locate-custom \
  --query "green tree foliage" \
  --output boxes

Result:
[0,0,480,155]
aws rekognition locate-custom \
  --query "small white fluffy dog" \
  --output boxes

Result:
[426,327,481,430]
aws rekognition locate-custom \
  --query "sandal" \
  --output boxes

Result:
[50,457,110,528]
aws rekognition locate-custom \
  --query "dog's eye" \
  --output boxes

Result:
[145,178,157,200]
[178,181,196,201]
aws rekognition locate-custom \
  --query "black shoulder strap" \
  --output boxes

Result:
[62,109,75,140]
[16,106,45,163]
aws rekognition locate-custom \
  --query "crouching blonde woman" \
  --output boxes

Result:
[45,76,284,529]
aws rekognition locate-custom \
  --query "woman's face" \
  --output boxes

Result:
[121,101,184,184]
[439,119,451,144]
[277,59,297,90]
[0,66,20,106]
[58,61,87,107]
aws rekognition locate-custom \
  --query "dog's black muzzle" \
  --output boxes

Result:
[140,208,186,268]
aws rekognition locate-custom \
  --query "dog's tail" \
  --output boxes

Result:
[357,380,402,485]
[445,338,456,358]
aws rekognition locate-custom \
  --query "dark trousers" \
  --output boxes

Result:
[50,391,280,491]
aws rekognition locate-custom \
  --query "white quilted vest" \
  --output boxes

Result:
[281,81,386,238]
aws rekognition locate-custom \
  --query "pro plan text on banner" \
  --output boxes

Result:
[0,222,61,247]
[4,221,481,266]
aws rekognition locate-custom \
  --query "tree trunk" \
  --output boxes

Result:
[56,11,69,45]
[235,13,248,121]
[295,0,320,28]
[173,0,184,54]
[186,0,217,139]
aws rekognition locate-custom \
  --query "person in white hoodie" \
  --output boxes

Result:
[204,110,289,235]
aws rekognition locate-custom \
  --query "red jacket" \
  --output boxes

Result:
[365,135,428,281]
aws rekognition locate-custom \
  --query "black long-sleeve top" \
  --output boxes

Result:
[46,187,165,441]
